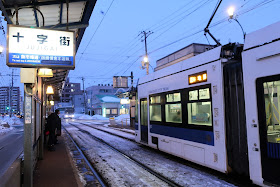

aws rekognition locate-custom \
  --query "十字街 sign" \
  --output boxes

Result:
[7,25,75,69]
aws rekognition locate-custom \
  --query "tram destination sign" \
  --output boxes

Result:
[7,25,75,69]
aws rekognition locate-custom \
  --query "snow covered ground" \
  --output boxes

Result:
[73,114,109,120]
[73,114,130,123]
[0,116,23,135]
[64,121,236,187]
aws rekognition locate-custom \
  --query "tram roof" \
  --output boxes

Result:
[0,0,97,93]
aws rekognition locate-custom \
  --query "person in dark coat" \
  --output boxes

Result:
[46,109,61,151]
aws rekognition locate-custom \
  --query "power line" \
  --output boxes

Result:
[146,0,277,56]
[76,0,115,67]
[149,0,212,45]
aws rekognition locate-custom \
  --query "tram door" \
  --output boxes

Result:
[257,76,280,185]
[140,98,148,143]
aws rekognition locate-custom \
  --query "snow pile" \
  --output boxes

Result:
[77,114,93,120]
[0,116,23,135]
[73,114,109,120]
[115,114,130,125]
[92,115,108,120]
[73,114,83,119]
[0,123,14,135]
[0,116,23,126]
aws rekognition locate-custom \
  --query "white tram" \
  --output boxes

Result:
[135,21,280,186]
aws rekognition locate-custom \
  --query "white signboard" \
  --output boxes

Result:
[7,25,75,69]
[25,96,32,124]
[113,76,128,88]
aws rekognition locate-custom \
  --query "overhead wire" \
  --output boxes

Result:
[102,0,214,77]
[75,0,115,67]
[147,0,276,56]
[95,0,212,77]
[85,0,278,81]
[148,0,212,46]
[117,0,277,76]
[147,0,206,33]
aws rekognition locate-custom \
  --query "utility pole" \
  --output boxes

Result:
[9,69,14,117]
[140,31,153,75]
[81,77,86,114]
[130,71,133,86]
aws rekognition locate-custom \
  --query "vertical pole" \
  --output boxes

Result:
[10,69,14,117]
[82,77,86,114]
[131,71,133,86]
[39,83,46,160]
[143,31,149,75]
[24,83,34,187]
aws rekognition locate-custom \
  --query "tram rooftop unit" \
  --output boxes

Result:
[136,21,280,186]
[155,43,215,71]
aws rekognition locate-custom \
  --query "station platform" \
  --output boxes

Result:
[33,135,81,187]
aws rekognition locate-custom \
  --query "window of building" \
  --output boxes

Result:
[106,109,111,114]
[187,87,212,126]
[111,109,117,114]
[150,95,161,122]
[71,89,74,92]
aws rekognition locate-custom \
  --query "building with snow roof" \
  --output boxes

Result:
[86,84,129,117]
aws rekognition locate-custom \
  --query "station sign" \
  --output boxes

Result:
[7,25,75,69]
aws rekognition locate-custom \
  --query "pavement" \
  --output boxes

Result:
[0,127,23,176]
[33,134,81,187]
[32,120,134,187]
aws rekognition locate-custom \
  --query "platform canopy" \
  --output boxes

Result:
[0,0,96,93]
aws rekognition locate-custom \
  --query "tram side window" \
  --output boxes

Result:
[150,96,161,121]
[263,81,280,143]
[187,87,212,126]
[165,93,182,123]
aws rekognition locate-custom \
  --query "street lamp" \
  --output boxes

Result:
[46,85,54,94]
[0,46,3,54]
[227,6,246,41]
[227,6,235,19]
[143,56,149,63]
[38,68,53,77]
[141,55,150,75]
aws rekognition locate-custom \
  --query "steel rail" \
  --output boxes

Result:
[79,122,135,142]
[69,122,182,187]
[62,125,108,187]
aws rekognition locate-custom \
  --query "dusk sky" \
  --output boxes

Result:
[0,0,279,89]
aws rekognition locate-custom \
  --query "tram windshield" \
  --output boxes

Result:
[263,80,280,143]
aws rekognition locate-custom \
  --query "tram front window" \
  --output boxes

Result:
[263,81,280,143]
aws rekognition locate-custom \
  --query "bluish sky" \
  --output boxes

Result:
[0,0,280,90]
[69,0,280,88]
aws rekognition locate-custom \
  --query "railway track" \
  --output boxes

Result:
[66,122,181,187]
[62,125,108,187]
